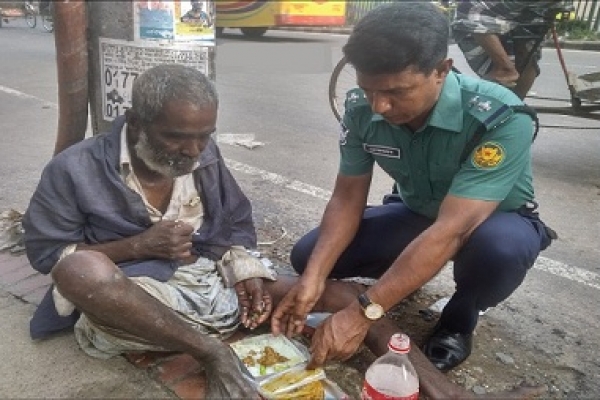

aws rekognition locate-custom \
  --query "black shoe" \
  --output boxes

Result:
[422,324,473,371]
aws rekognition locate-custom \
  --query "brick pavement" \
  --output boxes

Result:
[0,252,255,400]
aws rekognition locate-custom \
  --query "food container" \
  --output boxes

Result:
[258,365,349,399]
[231,334,350,399]
[230,333,308,379]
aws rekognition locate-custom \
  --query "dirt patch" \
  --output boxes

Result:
[255,221,583,399]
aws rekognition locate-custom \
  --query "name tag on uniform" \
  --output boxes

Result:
[363,144,401,159]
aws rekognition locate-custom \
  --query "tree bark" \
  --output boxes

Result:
[53,1,88,155]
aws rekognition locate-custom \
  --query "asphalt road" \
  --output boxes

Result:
[0,22,599,395]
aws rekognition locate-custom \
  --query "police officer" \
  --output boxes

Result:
[272,2,554,373]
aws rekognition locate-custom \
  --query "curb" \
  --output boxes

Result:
[272,26,600,51]
[549,39,600,51]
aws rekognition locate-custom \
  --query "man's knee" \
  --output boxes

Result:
[52,250,123,298]
[290,233,317,274]
[469,214,542,258]
[458,238,533,282]
[455,228,535,303]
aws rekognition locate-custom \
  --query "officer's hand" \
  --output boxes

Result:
[307,305,369,369]
[271,276,325,338]
[132,220,194,261]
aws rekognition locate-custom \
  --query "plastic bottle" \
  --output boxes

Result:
[361,333,419,400]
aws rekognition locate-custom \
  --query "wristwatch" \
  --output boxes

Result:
[358,293,385,321]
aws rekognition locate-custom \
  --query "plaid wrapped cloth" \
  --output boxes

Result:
[452,0,566,77]
[72,258,242,359]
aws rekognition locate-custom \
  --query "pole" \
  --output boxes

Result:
[52,1,88,155]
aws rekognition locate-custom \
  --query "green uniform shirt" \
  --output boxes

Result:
[339,71,535,219]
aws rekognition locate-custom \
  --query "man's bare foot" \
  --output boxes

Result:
[484,68,520,88]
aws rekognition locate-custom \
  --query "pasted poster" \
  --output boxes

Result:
[134,0,215,43]
[134,1,175,41]
[175,0,215,41]
[99,38,210,121]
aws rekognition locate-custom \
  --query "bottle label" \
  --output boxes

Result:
[362,380,419,400]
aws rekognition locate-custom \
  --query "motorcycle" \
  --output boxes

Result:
[0,1,38,29]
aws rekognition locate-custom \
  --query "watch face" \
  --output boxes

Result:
[365,303,384,320]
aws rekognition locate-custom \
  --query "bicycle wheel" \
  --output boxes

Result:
[42,14,53,32]
[328,56,357,122]
[26,12,37,28]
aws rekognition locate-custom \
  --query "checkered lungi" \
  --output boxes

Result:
[451,1,564,77]
[73,258,241,359]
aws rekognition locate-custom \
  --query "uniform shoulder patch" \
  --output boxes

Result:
[472,141,506,169]
[463,92,515,130]
[344,88,369,110]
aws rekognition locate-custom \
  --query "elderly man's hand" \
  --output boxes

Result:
[203,340,260,399]
[133,220,195,261]
[235,278,272,330]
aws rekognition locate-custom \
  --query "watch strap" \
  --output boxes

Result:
[358,292,372,309]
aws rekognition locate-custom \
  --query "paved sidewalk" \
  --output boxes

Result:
[0,251,252,399]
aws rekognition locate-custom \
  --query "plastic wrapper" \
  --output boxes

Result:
[257,365,349,400]
[259,363,326,399]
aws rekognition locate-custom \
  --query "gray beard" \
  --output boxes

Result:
[133,130,195,178]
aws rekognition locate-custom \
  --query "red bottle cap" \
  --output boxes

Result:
[388,333,410,354]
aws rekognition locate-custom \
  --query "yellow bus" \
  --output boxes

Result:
[216,1,346,37]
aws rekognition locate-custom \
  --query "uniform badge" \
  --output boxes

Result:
[468,96,480,108]
[477,101,492,112]
[346,91,360,104]
[468,96,492,112]
[472,142,505,169]
[339,122,349,145]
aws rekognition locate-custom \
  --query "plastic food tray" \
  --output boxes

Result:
[231,333,349,399]
[230,333,308,379]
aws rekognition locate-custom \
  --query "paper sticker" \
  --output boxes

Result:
[99,38,210,121]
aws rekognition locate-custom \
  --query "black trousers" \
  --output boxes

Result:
[290,202,553,334]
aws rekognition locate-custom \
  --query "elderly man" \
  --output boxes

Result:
[23,64,292,398]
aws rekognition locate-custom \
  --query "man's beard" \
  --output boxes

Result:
[133,130,196,178]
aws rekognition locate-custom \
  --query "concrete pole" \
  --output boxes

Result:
[53,0,216,154]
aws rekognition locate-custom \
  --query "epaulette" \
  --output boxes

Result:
[459,93,539,163]
[463,91,515,131]
[344,88,370,111]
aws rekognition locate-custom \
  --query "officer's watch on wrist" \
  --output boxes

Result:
[358,293,385,321]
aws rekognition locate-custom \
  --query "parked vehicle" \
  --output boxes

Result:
[0,1,37,29]
[216,0,346,38]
